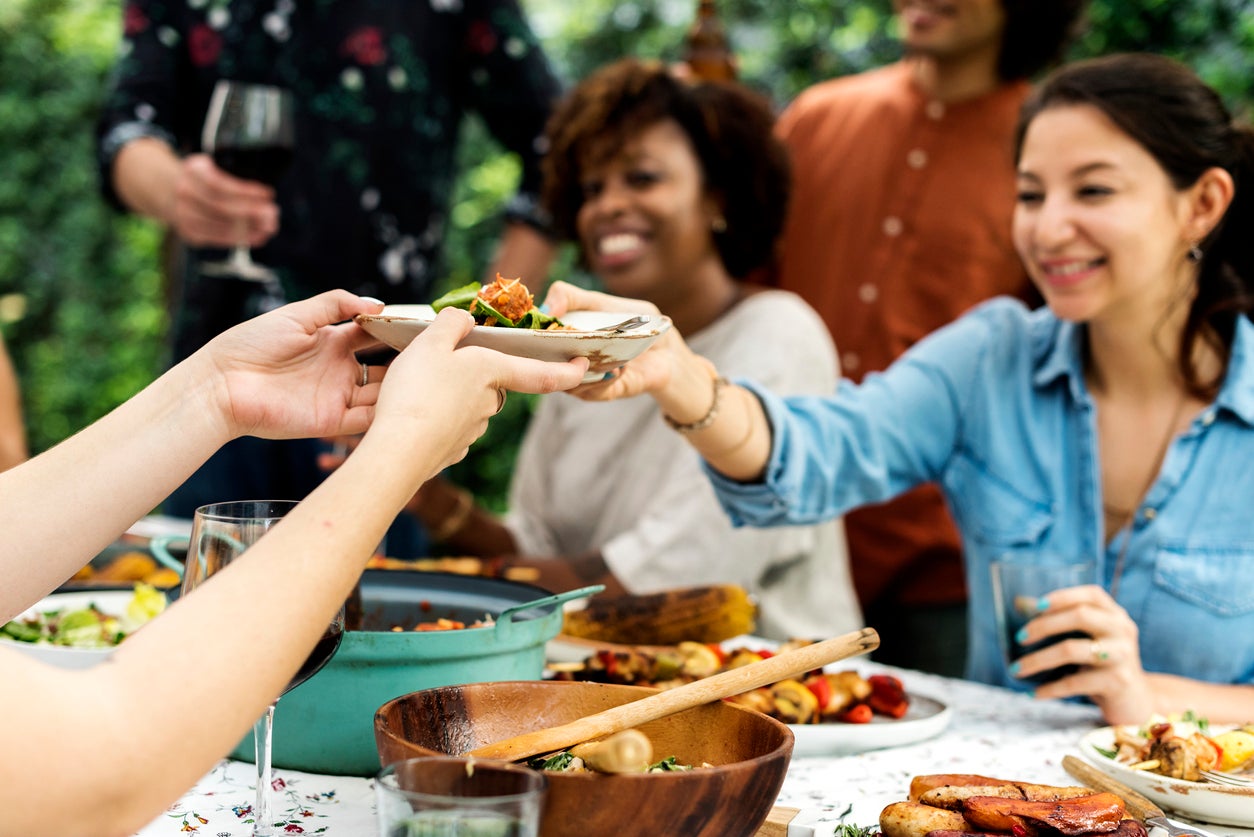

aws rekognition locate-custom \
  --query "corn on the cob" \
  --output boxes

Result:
[562,584,756,645]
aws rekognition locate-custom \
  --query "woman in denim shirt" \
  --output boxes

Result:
[543,53,1254,725]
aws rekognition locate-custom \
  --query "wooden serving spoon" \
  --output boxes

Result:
[466,627,880,762]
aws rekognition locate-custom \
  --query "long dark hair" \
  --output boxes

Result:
[1015,53,1254,397]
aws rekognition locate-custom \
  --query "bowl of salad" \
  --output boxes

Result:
[375,680,794,837]
[0,584,166,669]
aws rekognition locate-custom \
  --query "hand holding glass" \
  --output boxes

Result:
[199,80,295,282]
[180,501,344,837]
[990,557,1096,685]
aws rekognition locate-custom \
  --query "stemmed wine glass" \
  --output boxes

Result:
[199,80,295,285]
[180,501,345,837]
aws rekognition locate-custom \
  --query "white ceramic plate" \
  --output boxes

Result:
[1,590,138,670]
[1079,726,1254,826]
[357,305,671,383]
[790,692,951,757]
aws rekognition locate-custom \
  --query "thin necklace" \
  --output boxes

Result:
[1102,389,1190,598]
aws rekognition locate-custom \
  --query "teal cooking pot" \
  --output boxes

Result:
[150,539,599,778]
[239,571,598,776]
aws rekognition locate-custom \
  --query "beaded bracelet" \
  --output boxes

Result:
[663,376,728,434]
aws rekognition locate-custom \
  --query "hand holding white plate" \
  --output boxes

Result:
[356,305,671,383]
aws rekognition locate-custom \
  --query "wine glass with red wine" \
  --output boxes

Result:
[199,80,295,283]
[180,500,344,837]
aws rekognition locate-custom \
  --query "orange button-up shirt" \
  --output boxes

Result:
[773,62,1034,610]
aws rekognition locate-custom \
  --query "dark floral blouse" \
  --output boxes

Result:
[97,0,561,359]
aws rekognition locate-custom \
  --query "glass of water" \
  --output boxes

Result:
[375,756,547,837]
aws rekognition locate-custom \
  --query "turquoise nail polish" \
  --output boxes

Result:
[600,371,614,382]
[538,302,551,314]
[1037,596,1051,612]
[1015,627,1029,644]
[1009,661,1021,676]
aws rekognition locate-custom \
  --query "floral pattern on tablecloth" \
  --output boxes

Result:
[135,759,375,836]
[137,664,1254,837]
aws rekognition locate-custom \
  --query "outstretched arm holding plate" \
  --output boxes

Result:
[0,294,587,837]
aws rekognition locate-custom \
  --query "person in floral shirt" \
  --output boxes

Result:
[96,0,562,522]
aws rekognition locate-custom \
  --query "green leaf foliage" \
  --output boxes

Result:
[4,0,1251,516]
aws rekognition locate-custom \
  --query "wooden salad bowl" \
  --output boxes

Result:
[375,680,794,837]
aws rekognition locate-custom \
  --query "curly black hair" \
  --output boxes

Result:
[542,58,790,279]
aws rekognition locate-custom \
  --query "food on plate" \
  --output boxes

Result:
[550,638,909,725]
[561,583,756,645]
[1212,728,1254,772]
[0,583,166,649]
[69,549,181,588]
[432,274,565,329]
[881,774,1143,837]
[364,554,540,583]
[1099,714,1254,780]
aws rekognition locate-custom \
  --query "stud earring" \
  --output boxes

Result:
[1189,244,1204,263]
[711,217,727,233]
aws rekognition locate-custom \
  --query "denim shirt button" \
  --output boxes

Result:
[1202,409,1217,425]
[1143,507,1158,520]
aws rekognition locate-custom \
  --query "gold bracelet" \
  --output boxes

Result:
[429,488,474,541]
[663,376,728,434]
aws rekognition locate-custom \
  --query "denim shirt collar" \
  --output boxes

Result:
[1030,312,1254,426]
[1029,313,1089,404]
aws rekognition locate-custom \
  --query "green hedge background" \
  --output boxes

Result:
[2,0,1251,512]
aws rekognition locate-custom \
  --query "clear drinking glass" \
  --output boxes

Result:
[180,501,345,836]
[199,80,295,284]
[990,555,1096,685]
[375,756,547,837]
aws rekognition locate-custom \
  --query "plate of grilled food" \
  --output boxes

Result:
[1078,719,1254,826]
[547,584,950,756]
[879,773,1152,837]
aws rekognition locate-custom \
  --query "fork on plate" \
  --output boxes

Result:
[1199,769,1254,788]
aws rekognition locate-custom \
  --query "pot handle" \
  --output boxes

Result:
[149,535,189,578]
[494,585,604,634]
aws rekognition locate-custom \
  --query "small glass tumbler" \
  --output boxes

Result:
[375,756,547,837]
[990,555,1096,685]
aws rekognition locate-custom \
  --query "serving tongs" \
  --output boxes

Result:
[466,627,880,762]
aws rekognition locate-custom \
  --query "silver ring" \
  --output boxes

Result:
[493,388,507,415]
[359,362,370,387]
[1091,640,1110,665]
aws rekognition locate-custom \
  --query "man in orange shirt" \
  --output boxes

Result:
[772,0,1086,675]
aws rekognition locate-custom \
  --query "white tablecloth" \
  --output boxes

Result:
[136,664,1254,837]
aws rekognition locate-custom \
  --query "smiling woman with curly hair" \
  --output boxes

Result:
[407,58,862,641]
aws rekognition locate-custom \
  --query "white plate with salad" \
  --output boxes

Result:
[0,586,166,669]
[356,278,670,383]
